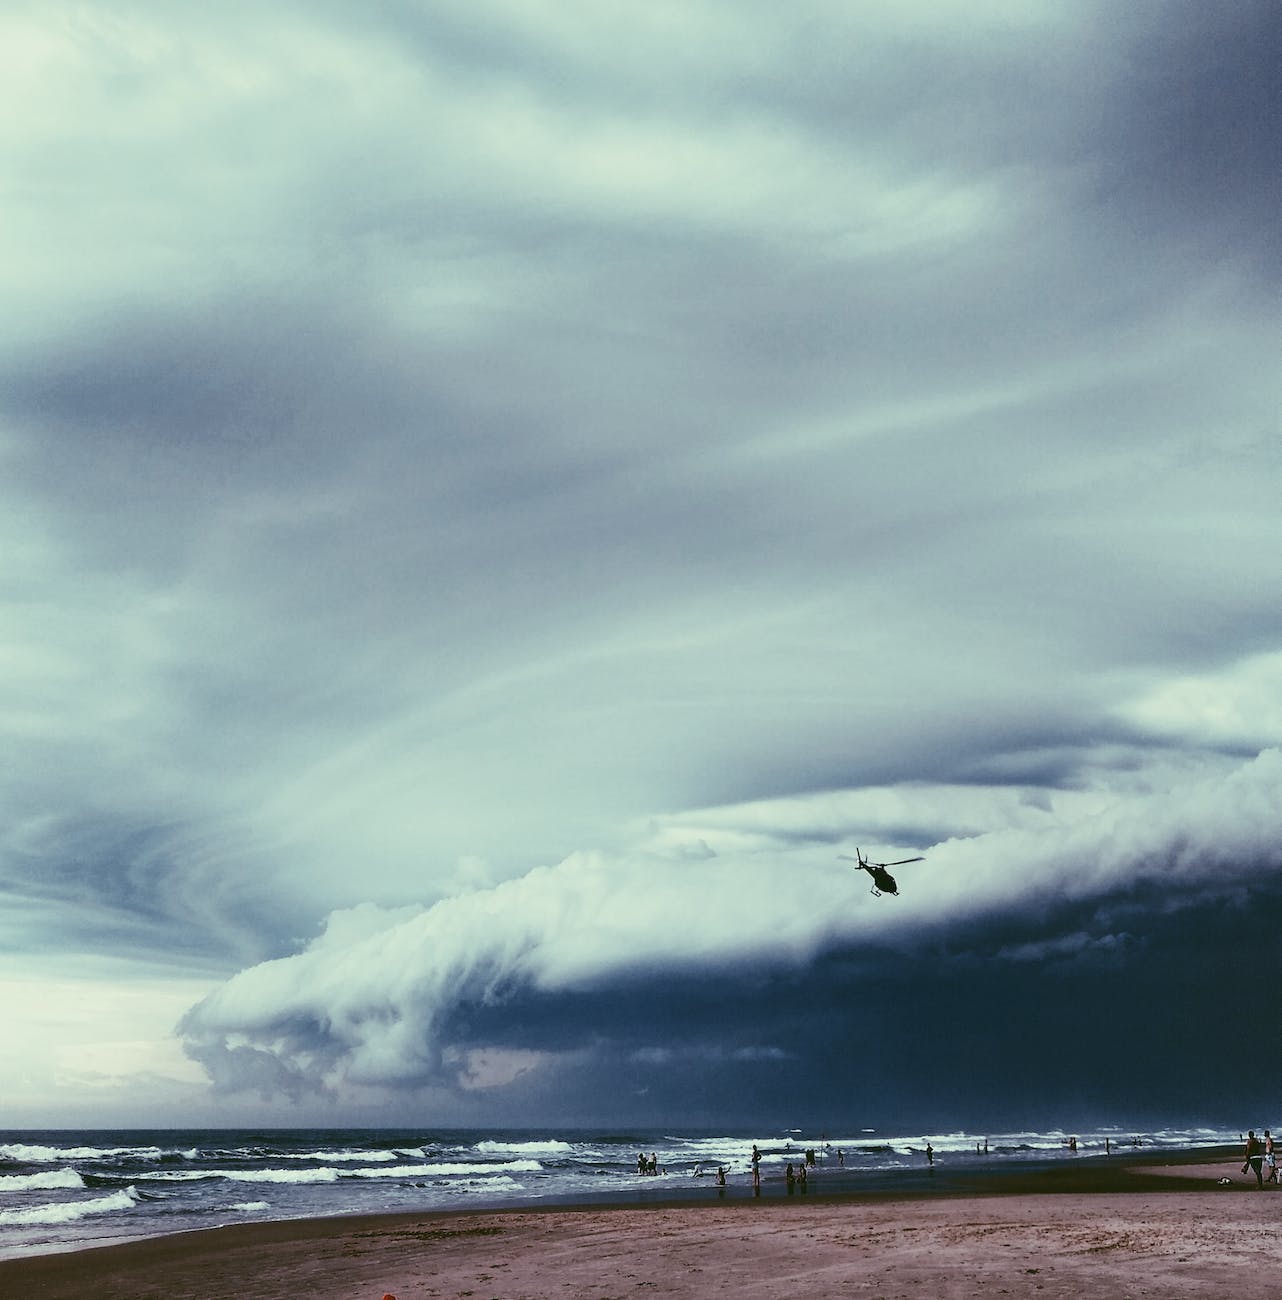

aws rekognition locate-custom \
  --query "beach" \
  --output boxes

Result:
[4,1148,1277,1299]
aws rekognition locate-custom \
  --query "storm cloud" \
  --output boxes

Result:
[2,1,1278,1126]
[179,747,1282,1123]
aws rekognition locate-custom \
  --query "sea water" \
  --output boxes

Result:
[0,1124,1240,1260]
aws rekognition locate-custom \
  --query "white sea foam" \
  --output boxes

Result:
[414,1160,542,1177]
[0,1143,146,1163]
[451,1175,523,1191]
[0,1170,86,1193]
[341,1164,444,1180]
[147,1166,339,1185]
[227,1170,343,1190]
[230,1201,270,1212]
[0,1144,111,1164]
[0,1188,139,1226]
[142,1159,540,1188]
[216,1167,344,1185]
[277,1149,398,1162]
[476,1140,573,1156]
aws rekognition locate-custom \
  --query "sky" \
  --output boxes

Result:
[2,0,1279,1134]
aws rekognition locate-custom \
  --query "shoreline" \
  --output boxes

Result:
[3,1145,1275,1298]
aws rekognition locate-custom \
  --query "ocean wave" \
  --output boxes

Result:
[213,1167,343,1185]
[134,1171,219,1183]
[145,1167,338,1185]
[0,1187,140,1226]
[229,1201,271,1212]
[414,1160,542,1177]
[141,1159,542,1187]
[0,1170,86,1193]
[0,1143,161,1164]
[443,1175,523,1192]
[275,1149,399,1163]
[475,1139,573,1156]
[371,1160,539,1179]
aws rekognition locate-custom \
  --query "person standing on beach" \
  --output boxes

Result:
[1243,1130,1264,1187]
[1264,1131,1277,1184]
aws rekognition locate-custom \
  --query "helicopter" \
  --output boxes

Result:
[838,848,925,897]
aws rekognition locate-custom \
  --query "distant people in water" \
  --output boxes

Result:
[925,1142,934,1166]
[797,1162,808,1192]
[785,1162,796,1194]
[1244,1131,1264,1187]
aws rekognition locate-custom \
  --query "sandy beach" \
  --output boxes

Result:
[5,1150,1277,1299]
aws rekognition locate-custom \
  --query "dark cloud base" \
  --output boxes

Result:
[425,877,1282,1131]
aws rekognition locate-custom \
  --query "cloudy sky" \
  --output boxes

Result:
[3,1,1279,1133]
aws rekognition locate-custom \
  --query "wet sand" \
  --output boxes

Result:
[6,1147,1277,1299]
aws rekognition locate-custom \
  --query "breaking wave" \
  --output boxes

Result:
[0,1171,86,1193]
[0,1188,140,1226]
[475,1139,574,1156]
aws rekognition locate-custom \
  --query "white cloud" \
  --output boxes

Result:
[1119,652,1282,750]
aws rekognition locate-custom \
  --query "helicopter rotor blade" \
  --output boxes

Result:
[873,856,925,867]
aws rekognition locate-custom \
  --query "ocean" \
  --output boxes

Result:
[0,1123,1240,1260]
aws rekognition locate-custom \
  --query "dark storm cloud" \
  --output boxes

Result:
[182,862,1282,1127]
[521,883,1282,1128]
